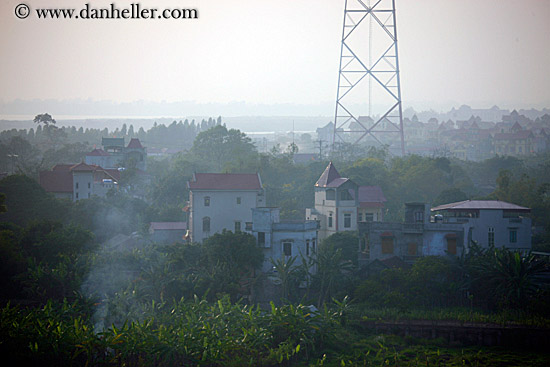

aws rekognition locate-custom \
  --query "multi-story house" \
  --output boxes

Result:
[431,200,531,251]
[86,138,147,170]
[39,162,120,201]
[187,173,265,243]
[306,162,385,240]
[359,203,464,267]
[359,200,531,266]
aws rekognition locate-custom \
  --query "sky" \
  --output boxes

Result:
[0,0,549,116]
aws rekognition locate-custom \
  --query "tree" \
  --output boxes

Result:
[33,113,56,126]
[433,187,468,206]
[190,125,258,171]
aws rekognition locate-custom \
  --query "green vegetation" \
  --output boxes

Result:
[1,123,550,365]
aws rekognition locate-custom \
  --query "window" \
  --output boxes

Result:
[245,222,253,231]
[488,227,495,247]
[204,196,210,206]
[381,236,394,254]
[306,240,310,256]
[75,182,79,189]
[283,242,292,257]
[311,239,316,254]
[407,243,417,256]
[328,213,333,228]
[326,189,335,200]
[344,213,352,228]
[236,197,241,205]
[235,221,241,232]
[258,232,265,246]
[340,190,353,201]
[509,229,517,243]
[365,213,374,222]
[414,211,424,223]
[358,212,363,222]
[88,182,91,189]
[202,217,210,232]
[75,192,79,199]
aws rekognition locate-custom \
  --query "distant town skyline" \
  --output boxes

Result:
[1,0,549,115]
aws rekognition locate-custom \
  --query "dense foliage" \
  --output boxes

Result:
[1,121,550,365]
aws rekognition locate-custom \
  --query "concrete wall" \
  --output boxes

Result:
[150,230,186,244]
[72,171,93,201]
[190,189,264,243]
[252,207,318,273]
[312,181,359,240]
[359,221,464,265]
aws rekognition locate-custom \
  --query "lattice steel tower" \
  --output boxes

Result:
[333,0,405,155]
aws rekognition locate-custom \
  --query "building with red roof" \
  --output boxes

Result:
[85,137,147,170]
[39,162,119,201]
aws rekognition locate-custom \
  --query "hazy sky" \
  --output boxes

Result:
[1,0,549,113]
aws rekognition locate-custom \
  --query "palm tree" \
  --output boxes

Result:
[475,248,546,308]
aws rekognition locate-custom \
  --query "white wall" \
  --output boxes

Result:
[190,190,264,243]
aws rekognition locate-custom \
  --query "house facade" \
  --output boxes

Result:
[187,173,264,243]
[359,200,532,267]
[39,162,119,201]
[431,200,531,251]
[149,222,188,244]
[306,162,385,240]
[251,207,318,273]
[306,162,359,240]
[358,203,464,267]
[86,137,147,170]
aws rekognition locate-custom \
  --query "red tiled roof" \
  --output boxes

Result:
[39,170,73,193]
[70,162,97,171]
[315,162,342,187]
[431,200,530,212]
[87,148,110,157]
[358,186,386,204]
[188,173,262,190]
[103,169,121,181]
[127,138,144,149]
[150,222,187,231]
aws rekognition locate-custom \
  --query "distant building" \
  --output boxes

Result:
[86,137,147,171]
[187,173,265,243]
[149,222,188,244]
[431,200,531,251]
[359,203,465,267]
[359,200,531,266]
[493,130,534,156]
[306,162,359,240]
[306,162,386,240]
[39,162,120,201]
[251,207,318,273]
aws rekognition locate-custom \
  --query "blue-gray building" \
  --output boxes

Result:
[251,207,319,273]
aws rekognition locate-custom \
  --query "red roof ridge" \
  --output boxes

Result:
[127,138,144,149]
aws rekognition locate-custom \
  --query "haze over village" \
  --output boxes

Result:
[1,0,550,365]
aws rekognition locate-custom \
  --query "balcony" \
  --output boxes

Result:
[403,223,423,233]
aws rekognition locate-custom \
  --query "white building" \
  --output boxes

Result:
[187,173,264,243]
[39,162,119,201]
[306,162,386,240]
[431,200,532,251]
